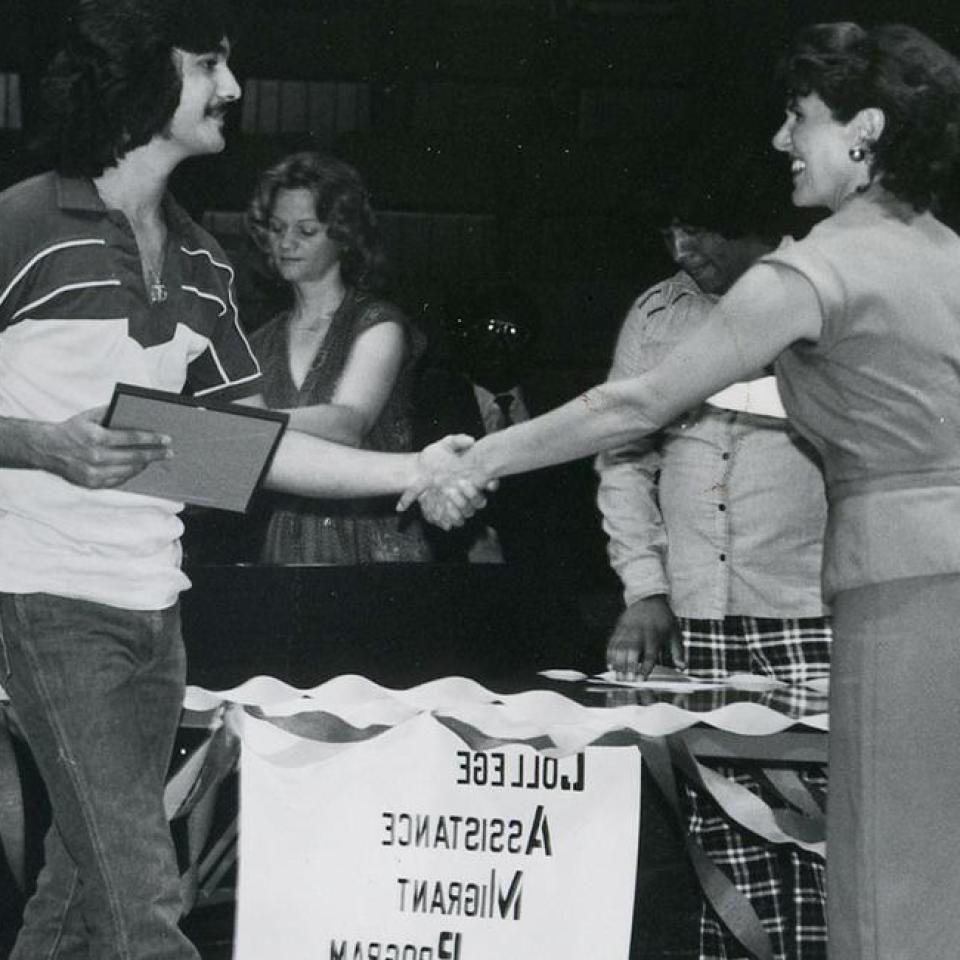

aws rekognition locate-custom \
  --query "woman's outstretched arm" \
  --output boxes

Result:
[403,262,822,510]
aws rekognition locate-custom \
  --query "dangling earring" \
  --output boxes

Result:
[849,145,867,162]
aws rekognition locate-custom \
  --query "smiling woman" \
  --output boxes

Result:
[772,90,879,211]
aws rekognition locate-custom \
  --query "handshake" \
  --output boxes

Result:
[396,434,496,530]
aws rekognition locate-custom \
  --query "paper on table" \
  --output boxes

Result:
[598,668,717,691]
[540,666,828,694]
[541,666,725,692]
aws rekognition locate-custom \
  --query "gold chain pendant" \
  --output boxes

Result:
[148,278,168,304]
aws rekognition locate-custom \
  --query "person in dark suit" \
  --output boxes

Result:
[416,283,605,574]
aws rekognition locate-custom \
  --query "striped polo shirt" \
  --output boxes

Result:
[0,172,261,609]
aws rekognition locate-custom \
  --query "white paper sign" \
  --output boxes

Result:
[235,711,641,960]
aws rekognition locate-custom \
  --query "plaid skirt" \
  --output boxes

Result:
[679,615,831,960]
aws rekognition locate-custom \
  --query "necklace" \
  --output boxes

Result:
[92,180,170,305]
[147,267,167,304]
[145,244,168,304]
[138,223,168,305]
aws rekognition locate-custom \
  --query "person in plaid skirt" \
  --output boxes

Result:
[595,142,831,960]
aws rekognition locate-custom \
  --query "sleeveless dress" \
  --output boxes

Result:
[250,288,430,564]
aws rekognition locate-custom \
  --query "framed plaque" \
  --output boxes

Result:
[103,383,287,512]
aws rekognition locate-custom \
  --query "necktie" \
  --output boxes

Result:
[494,393,514,429]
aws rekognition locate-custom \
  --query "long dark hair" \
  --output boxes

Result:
[35,0,235,177]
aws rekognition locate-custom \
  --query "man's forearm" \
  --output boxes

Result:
[0,410,174,489]
[0,416,51,469]
[3,415,416,498]
[264,429,415,498]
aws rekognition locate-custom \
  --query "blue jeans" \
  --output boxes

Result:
[0,593,198,960]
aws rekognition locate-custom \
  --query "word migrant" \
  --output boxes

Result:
[397,868,524,920]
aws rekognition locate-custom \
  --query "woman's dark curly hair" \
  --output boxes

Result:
[36,0,234,177]
[778,21,960,211]
[247,151,386,292]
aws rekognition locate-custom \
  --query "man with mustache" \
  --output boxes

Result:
[0,3,467,957]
